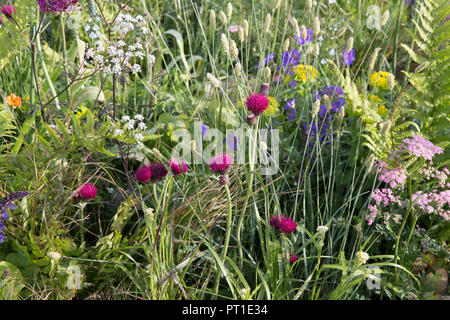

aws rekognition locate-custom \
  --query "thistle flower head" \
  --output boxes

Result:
[135,166,152,183]
[36,0,80,14]
[169,159,188,176]
[209,153,233,174]
[1,5,16,20]
[245,93,269,115]
[270,214,296,234]
[78,183,97,200]
[149,162,168,182]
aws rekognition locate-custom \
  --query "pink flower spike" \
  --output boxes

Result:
[78,183,97,200]
[1,5,16,20]
[169,158,188,176]
[209,153,233,174]
[135,166,152,183]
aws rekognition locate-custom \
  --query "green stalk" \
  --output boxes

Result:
[394,177,412,272]
[60,15,71,105]
[392,0,404,75]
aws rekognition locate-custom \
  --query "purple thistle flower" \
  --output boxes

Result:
[342,49,355,66]
[36,0,80,14]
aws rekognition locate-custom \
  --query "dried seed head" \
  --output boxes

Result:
[313,16,321,35]
[230,40,239,59]
[415,61,430,73]
[313,43,320,57]
[301,25,307,40]
[380,10,390,27]
[210,9,216,29]
[221,33,229,54]
[368,48,381,72]
[243,19,249,39]
[283,38,290,52]
[346,37,354,52]
[239,27,245,43]
[292,17,300,37]
[338,106,345,119]
[306,0,312,10]
[152,148,164,161]
[235,62,242,77]
[324,95,331,111]
[380,120,392,136]
[265,13,272,33]
[227,3,233,20]
[207,73,221,88]
[337,25,347,37]
[274,0,282,9]
[366,153,376,173]
[219,10,227,25]
[388,73,395,91]
[264,66,271,79]
[312,99,320,118]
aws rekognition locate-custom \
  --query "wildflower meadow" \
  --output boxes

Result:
[0,0,449,302]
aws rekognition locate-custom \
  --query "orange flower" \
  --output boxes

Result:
[6,93,22,108]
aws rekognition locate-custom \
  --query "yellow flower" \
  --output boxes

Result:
[264,96,279,115]
[75,106,88,118]
[377,105,387,117]
[369,94,382,103]
[370,71,392,89]
[6,93,22,108]
[293,64,319,82]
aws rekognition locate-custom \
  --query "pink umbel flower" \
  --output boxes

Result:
[378,167,407,189]
[148,162,168,182]
[402,134,443,160]
[209,153,233,174]
[1,5,16,20]
[78,183,97,200]
[135,166,152,183]
[245,93,269,115]
[169,159,188,176]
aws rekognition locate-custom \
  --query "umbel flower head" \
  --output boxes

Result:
[78,183,97,200]
[36,0,80,14]
[135,166,152,183]
[169,158,188,176]
[245,93,269,115]
[149,162,168,182]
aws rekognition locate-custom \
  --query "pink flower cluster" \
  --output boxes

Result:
[75,183,97,200]
[245,93,269,115]
[36,0,80,14]
[209,153,233,174]
[269,214,297,234]
[366,205,378,225]
[412,190,450,221]
[378,167,407,189]
[372,188,400,206]
[419,163,449,188]
[401,135,443,160]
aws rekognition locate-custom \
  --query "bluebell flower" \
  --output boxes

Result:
[201,123,209,139]
[255,53,275,69]
[284,99,296,120]
[342,48,355,66]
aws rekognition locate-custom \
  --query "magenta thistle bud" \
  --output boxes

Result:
[247,113,257,126]
[169,158,188,176]
[245,93,269,115]
[1,5,16,20]
[135,166,152,183]
[149,162,168,182]
[259,83,270,96]
[219,175,229,185]
[209,153,233,174]
[78,183,97,200]
[289,253,298,264]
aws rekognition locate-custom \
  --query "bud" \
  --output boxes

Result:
[283,38,290,52]
[243,19,249,39]
[380,10,390,27]
[230,40,239,59]
[301,25,307,40]
[415,61,430,73]
[235,62,242,77]
[227,3,233,21]
[239,288,249,300]
[346,37,354,52]
[264,66,271,79]
[324,95,331,111]
[247,113,257,126]
[219,10,227,25]
[313,16,321,35]
[210,9,216,29]
[221,33,229,54]
[265,13,272,33]
[259,83,270,96]
[312,99,320,118]
[306,0,312,10]
[356,251,369,266]
[219,174,229,185]
[380,120,392,136]
[368,48,380,72]
[388,73,395,91]
[190,140,196,151]
[206,73,221,88]
[313,43,320,57]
